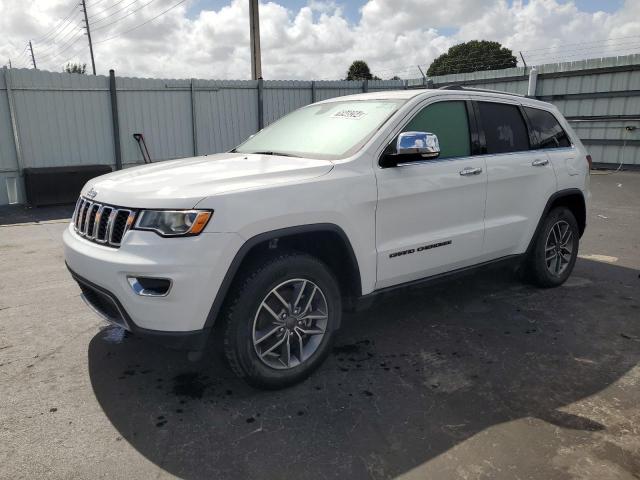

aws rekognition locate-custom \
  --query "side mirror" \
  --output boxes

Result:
[397,131,440,157]
[381,131,440,168]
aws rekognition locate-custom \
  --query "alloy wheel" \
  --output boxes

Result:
[545,220,574,277]
[252,278,328,370]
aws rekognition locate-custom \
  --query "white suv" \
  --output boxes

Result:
[63,87,591,389]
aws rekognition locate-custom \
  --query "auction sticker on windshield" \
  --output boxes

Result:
[331,109,367,119]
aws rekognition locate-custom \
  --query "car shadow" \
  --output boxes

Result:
[87,259,640,479]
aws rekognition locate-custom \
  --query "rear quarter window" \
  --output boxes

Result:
[524,107,572,149]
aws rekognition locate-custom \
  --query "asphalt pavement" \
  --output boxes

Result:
[1,171,639,479]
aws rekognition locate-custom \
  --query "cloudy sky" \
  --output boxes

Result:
[1,0,639,80]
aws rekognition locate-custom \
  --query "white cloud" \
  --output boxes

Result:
[0,0,638,80]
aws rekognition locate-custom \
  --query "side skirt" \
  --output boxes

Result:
[354,254,524,310]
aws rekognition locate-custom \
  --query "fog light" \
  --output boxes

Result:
[127,276,172,297]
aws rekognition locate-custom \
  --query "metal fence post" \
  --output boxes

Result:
[311,80,317,103]
[109,69,123,170]
[527,68,538,98]
[190,78,198,156]
[257,78,264,130]
[3,67,24,174]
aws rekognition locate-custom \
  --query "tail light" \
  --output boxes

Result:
[586,154,592,170]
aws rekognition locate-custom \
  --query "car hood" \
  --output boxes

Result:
[81,153,334,209]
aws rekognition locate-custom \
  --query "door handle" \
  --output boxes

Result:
[459,166,483,176]
[532,158,549,167]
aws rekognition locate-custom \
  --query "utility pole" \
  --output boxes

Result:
[519,51,527,69]
[7,59,11,69]
[81,0,97,75]
[249,0,262,80]
[28,41,37,69]
[417,65,426,86]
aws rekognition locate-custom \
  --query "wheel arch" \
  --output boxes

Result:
[203,223,362,330]
[526,188,587,254]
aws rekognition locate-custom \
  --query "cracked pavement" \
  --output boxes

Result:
[1,172,639,479]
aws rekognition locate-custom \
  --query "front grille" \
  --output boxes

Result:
[72,197,136,248]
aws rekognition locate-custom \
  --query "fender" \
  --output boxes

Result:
[202,223,362,330]
[525,188,586,255]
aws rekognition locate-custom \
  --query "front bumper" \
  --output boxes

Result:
[63,223,244,346]
[69,267,208,350]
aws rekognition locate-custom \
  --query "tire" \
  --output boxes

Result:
[222,251,341,389]
[524,206,579,288]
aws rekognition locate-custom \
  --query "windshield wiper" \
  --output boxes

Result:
[246,151,294,157]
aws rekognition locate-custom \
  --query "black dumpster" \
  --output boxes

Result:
[23,165,113,207]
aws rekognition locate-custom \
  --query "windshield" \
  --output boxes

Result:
[234,99,405,159]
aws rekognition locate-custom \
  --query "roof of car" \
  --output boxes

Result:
[315,88,555,109]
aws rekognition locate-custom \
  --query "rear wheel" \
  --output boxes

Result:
[222,251,341,389]
[525,206,579,287]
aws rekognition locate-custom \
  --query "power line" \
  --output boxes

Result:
[11,42,36,68]
[524,40,640,59]
[93,0,188,45]
[400,47,640,80]
[36,34,85,62]
[33,2,81,43]
[38,11,83,47]
[390,40,640,79]
[17,43,29,58]
[374,65,422,75]
[525,46,640,64]
[8,0,184,72]
[91,0,114,7]
[59,47,89,68]
[91,0,159,32]
[48,35,90,68]
[88,0,136,19]
[37,30,84,59]
[33,10,83,57]
[521,35,640,54]
[11,50,29,69]
[373,58,516,80]
[58,42,90,69]
[376,53,520,80]
[90,0,141,26]
[36,23,84,57]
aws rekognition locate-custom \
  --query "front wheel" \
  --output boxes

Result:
[524,206,579,288]
[222,251,341,389]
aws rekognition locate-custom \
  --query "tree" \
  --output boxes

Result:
[63,62,87,74]
[345,60,380,81]
[427,40,517,76]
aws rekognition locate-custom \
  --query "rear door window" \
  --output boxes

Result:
[403,101,471,159]
[477,102,530,154]
[524,107,571,149]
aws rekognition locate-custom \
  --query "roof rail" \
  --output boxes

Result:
[438,85,526,98]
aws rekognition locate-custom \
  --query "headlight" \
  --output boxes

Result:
[134,210,212,237]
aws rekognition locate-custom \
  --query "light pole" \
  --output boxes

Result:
[249,0,262,80]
